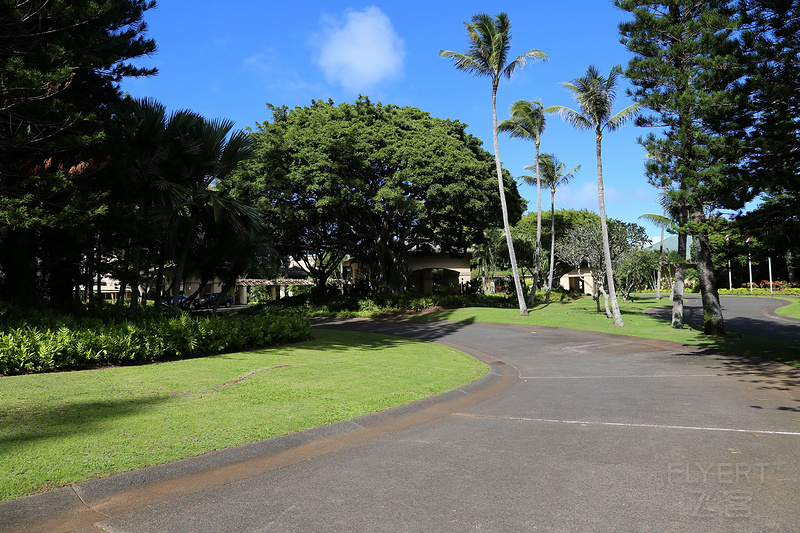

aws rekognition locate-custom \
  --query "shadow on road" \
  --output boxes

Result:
[646,299,800,344]
[310,316,476,346]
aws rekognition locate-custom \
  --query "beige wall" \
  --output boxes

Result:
[559,269,595,295]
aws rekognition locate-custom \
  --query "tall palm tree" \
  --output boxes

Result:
[499,99,546,305]
[441,13,547,317]
[546,65,639,327]
[535,153,580,303]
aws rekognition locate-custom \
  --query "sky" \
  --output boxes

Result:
[122,0,667,240]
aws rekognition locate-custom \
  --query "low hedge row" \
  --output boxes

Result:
[0,311,310,376]
[719,288,800,296]
[257,292,521,317]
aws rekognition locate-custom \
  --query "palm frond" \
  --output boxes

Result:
[638,213,675,230]
[517,174,539,187]
[440,50,489,77]
[503,48,548,79]
[498,99,545,140]
[544,105,592,131]
[606,103,641,132]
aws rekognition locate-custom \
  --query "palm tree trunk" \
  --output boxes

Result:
[492,83,528,316]
[530,140,542,306]
[546,190,556,304]
[595,133,624,327]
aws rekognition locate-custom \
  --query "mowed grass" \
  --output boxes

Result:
[0,329,487,502]
[775,296,800,320]
[415,295,800,367]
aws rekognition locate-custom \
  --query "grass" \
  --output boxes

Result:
[413,295,800,368]
[0,329,486,502]
[774,296,800,319]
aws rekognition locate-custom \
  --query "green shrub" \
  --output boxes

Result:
[0,311,311,376]
[719,287,800,296]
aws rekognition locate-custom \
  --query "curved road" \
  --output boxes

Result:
[3,316,799,532]
[646,296,800,344]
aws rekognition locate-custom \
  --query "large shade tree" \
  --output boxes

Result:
[441,12,547,316]
[223,97,524,294]
[546,65,639,327]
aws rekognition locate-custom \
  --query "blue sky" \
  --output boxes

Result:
[122,0,666,239]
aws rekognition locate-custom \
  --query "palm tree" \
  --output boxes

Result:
[441,13,547,317]
[535,153,580,303]
[546,65,639,327]
[638,211,673,300]
[499,99,546,305]
[121,98,201,315]
[165,117,256,310]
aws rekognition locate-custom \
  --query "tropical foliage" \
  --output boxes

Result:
[0,307,310,376]
[546,65,640,326]
[441,12,547,316]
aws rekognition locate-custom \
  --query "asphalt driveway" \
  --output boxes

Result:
[646,295,800,344]
[3,316,799,532]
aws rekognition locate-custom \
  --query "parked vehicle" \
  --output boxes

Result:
[160,295,190,310]
[193,293,234,309]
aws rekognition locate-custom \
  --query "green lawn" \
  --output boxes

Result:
[0,329,486,502]
[775,296,800,320]
[414,295,800,367]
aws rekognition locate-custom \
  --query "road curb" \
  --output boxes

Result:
[0,331,517,533]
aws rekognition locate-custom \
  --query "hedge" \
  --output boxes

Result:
[0,311,310,376]
[718,288,800,296]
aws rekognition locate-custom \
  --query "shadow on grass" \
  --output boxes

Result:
[0,395,173,448]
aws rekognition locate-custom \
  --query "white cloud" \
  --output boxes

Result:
[312,6,405,92]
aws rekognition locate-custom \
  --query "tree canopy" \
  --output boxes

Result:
[0,0,158,308]
[222,97,524,293]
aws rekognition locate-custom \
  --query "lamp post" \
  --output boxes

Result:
[746,237,753,294]
[725,234,732,290]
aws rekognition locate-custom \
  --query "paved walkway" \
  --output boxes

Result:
[3,317,799,532]
[646,295,800,344]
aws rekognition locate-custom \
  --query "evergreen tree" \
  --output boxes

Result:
[0,0,157,307]
[617,0,750,335]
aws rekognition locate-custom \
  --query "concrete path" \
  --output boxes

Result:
[2,318,799,532]
[646,295,800,344]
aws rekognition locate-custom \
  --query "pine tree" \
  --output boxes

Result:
[617,0,750,335]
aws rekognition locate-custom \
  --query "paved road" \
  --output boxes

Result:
[3,318,799,532]
[646,295,800,344]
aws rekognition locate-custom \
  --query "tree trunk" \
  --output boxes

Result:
[492,83,528,316]
[172,219,198,311]
[599,281,612,318]
[671,226,687,329]
[595,132,624,326]
[545,191,556,304]
[696,231,725,335]
[0,228,38,307]
[530,139,543,306]
[787,250,796,284]
[656,208,665,300]
[128,243,142,318]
